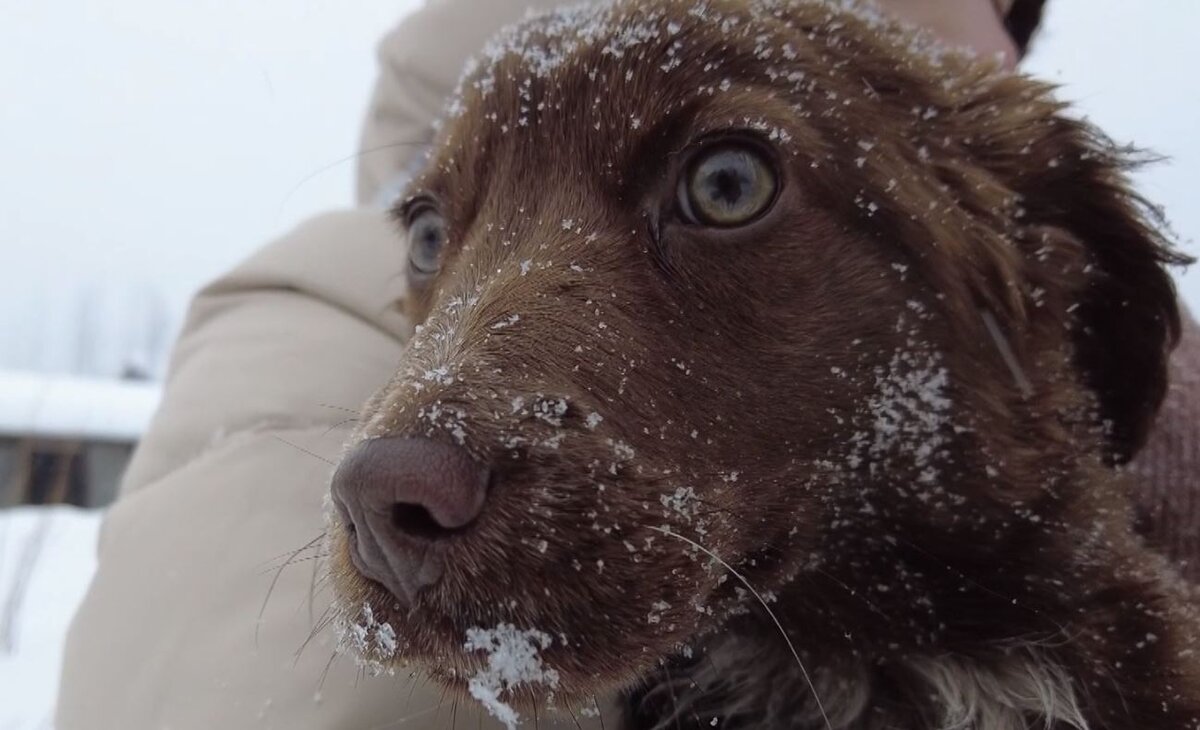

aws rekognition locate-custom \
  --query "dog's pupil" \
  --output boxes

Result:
[408,210,447,272]
[711,168,745,206]
[415,216,444,254]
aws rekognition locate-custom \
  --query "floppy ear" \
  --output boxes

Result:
[801,5,1190,463]
[993,111,1189,463]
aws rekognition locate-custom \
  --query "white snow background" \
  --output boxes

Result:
[0,508,101,730]
[0,0,1197,727]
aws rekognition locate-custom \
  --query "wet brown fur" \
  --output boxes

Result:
[327,1,1199,727]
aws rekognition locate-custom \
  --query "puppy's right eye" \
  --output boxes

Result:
[678,144,778,227]
[407,206,448,274]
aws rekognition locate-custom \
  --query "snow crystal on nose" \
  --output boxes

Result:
[333,601,400,675]
[464,624,560,729]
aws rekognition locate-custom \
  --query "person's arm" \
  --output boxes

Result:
[55,211,427,728]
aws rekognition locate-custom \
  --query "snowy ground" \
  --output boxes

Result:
[0,507,102,729]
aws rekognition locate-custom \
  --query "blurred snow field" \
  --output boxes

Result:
[0,507,102,730]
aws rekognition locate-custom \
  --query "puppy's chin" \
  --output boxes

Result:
[324,521,731,708]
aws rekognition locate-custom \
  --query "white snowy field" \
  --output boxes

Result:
[0,507,102,730]
[0,1,1197,727]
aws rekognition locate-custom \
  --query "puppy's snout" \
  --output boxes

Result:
[331,437,489,601]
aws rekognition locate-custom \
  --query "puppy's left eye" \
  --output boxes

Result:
[678,144,777,227]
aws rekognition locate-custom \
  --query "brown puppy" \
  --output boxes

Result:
[325,1,1199,727]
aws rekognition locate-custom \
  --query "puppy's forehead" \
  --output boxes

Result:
[421,0,928,193]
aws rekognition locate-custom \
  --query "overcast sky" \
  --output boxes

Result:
[0,0,1196,376]
[1023,0,1200,310]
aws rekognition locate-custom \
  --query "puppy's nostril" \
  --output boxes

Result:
[392,501,466,540]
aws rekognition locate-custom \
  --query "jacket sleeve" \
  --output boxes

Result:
[355,0,569,207]
[54,210,415,728]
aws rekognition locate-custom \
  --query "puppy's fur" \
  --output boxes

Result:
[328,1,1200,727]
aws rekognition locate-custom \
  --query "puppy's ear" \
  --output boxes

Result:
[994,110,1189,463]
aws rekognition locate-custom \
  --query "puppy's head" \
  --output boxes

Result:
[326,0,1185,709]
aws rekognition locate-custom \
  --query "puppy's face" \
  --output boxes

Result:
[328,0,1180,708]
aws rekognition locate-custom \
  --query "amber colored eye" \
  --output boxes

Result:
[407,206,448,274]
[678,144,778,227]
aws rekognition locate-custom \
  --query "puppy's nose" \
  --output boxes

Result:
[331,437,489,602]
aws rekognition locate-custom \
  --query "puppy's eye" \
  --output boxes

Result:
[678,144,777,227]
[407,206,448,274]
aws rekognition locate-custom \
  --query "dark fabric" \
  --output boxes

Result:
[1006,0,1049,55]
[1131,309,1200,582]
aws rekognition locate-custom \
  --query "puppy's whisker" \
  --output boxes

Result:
[981,309,1034,398]
[317,403,361,414]
[276,139,429,221]
[652,526,834,730]
[808,566,890,621]
[292,603,335,666]
[565,706,585,730]
[307,541,321,625]
[257,533,329,647]
[357,703,441,730]
[892,535,1078,653]
[317,650,340,693]
[322,418,361,437]
[893,536,1036,616]
[257,532,326,568]
[272,435,336,466]
[255,553,331,575]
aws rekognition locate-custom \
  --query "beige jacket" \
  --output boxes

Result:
[57,0,1200,727]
